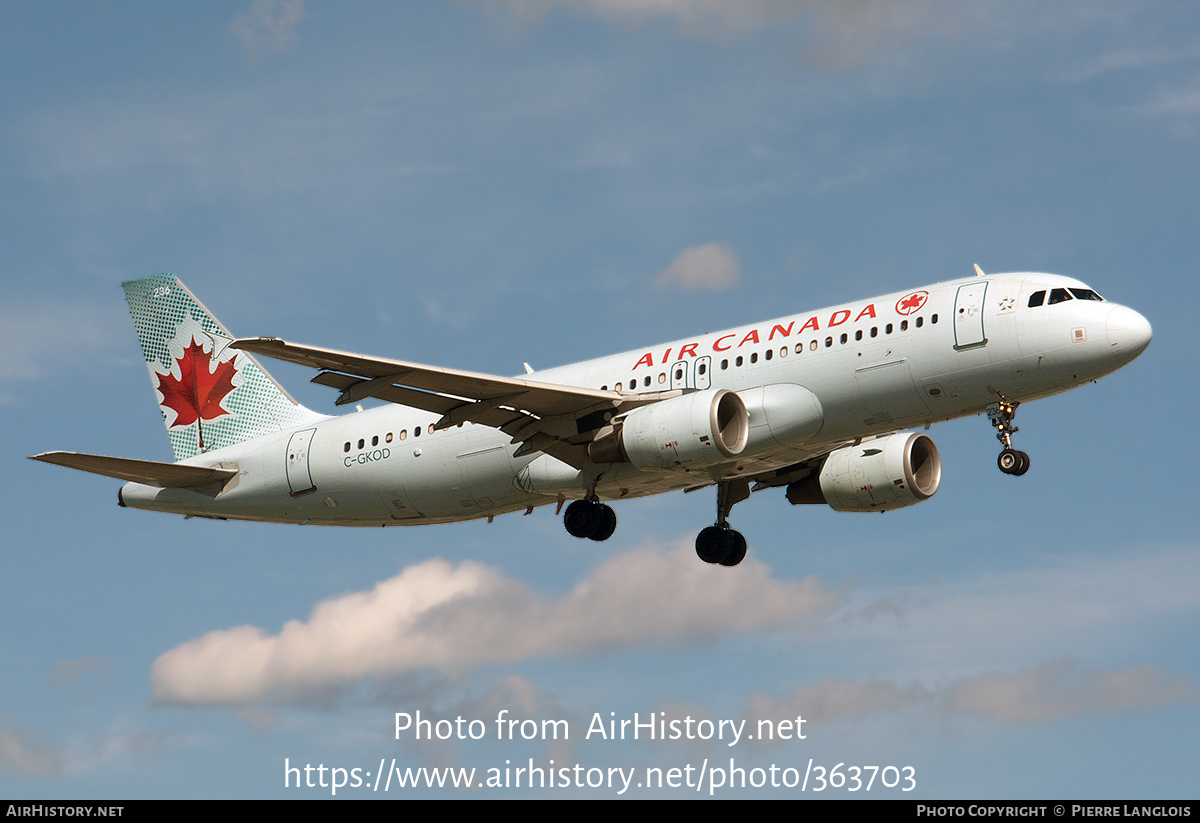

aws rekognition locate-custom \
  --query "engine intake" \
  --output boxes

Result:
[786,432,941,512]
[588,389,749,471]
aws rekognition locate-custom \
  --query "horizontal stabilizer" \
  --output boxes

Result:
[29,452,237,489]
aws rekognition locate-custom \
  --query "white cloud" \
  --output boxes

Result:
[499,0,800,36]
[498,0,960,69]
[653,242,741,292]
[746,661,1198,733]
[0,728,63,777]
[748,677,927,731]
[944,660,1198,723]
[1137,84,1200,121]
[231,0,306,61]
[150,542,840,706]
[50,655,114,687]
[814,548,1200,682]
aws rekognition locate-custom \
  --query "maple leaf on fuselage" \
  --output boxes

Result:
[156,338,237,429]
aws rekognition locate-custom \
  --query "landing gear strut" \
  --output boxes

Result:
[987,397,1030,476]
[563,496,617,541]
[695,479,749,566]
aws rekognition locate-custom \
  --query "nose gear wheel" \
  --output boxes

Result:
[987,397,1031,476]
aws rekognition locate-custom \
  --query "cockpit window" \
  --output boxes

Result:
[1048,288,1073,305]
[1069,288,1104,302]
[1028,290,1045,308]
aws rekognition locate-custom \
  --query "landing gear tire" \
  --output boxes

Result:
[589,504,617,542]
[564,500,601,538]
[719,530,747,567]
[564,500,618,540]
[1013,451,1030,476]
[998,448,1020,474]
[998,448,1031,476]
[989,397,1031,477]
[696,525,746,566]
[696,526,731,564]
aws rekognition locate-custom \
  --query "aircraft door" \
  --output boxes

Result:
[954,282,988,350]
[670,360,690,390]
[285,428,317,495]
[694,356,712,390]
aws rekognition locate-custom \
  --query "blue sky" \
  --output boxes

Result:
[2,1,1197,799]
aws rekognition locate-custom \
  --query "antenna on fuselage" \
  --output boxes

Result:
[973,263,986,277]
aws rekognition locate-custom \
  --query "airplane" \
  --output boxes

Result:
[31,267,1151,567]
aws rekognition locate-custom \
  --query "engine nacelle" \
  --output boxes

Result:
[589,388,749,471]
[785,432,941,512]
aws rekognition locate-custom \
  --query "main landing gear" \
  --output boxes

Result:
[987,397,1031,476]
[695,479,750,567]
[563,496,617,541]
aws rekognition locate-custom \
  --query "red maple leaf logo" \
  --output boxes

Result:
[895,291,928,315]
[155,338,238,449]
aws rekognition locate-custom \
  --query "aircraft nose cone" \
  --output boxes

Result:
[1106,305,1152,359]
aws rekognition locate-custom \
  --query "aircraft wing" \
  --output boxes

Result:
[232,338,680,467]
[29,452,238,489]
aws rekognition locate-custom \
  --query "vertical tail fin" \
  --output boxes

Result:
[123,274,325,461]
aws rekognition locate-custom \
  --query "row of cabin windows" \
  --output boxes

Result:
[344,425,434,453]
[599,314,938,392]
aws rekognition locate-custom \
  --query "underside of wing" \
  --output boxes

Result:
[29,452,238,489]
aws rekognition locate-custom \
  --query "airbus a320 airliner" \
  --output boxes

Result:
[33,267,1150,566]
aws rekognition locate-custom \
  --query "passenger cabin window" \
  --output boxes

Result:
[1028,290,1046,308]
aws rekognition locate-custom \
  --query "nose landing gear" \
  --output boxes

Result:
[988,397,1030,476]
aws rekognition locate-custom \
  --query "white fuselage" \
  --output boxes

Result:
[119,272,1150,525]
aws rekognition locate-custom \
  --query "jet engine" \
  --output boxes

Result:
[785,432,941,512]
[588,388,749,471]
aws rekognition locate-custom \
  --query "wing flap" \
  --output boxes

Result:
[30,452,238,489]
